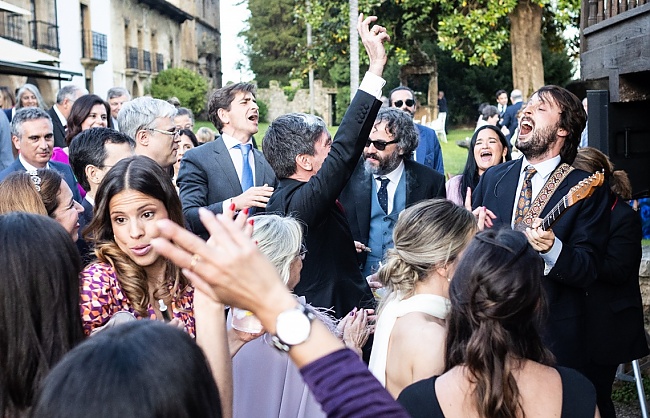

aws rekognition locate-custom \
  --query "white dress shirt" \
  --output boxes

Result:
[221,133,256,211]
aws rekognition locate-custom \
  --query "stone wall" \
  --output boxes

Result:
[256,80,337,125]
[639,246,650,325]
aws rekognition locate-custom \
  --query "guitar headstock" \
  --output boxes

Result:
[566,170,605,206]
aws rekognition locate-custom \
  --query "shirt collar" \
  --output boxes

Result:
[222,132,253,150]
[376,160,405,184]
[85,194,95,206]
[53,104,67,126]
[19,154,49,171]
[520,155,561,180]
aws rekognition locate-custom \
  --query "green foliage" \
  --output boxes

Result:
[150,68,209,115]
[241,0,306,87]
[257,99,269,123]
[612,376,650,403]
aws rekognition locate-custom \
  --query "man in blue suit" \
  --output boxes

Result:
[389,86,444,175]
[0,107,81,202]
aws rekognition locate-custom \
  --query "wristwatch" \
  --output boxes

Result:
[271,302,316,352]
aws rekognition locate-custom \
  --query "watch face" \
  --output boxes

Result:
[276,308,312,346]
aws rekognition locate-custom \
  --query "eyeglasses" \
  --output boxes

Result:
[365,139,399,151]
[147,128,180,139]
[298,244,308,260]
[393,99,415,108]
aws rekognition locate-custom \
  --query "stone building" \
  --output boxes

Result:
[0,0,220,104]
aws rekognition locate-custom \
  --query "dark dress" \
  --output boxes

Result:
[397,366,596,418]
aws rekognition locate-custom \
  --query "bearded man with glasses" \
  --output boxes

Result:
[389,86,444,175]
[339,107,446,278]
[118,97,180,171]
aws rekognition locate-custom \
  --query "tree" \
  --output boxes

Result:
[150,68,209,115]
[241,0,306,87]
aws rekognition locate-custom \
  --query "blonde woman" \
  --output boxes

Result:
[369,198,477,398]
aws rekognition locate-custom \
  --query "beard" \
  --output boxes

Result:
[516,123,559,161]
[363,151,401,176]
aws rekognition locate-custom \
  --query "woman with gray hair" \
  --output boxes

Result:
[230,213,372,418]
[15,83,47,110]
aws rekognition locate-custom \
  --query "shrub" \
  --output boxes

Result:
[150,68,209,115]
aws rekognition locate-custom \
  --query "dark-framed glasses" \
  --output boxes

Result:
[365,139,399,151]
[393,99,415,108]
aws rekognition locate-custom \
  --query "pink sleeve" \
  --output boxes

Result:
[79,263,121,336]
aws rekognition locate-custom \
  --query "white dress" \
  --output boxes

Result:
[369,293,451,386]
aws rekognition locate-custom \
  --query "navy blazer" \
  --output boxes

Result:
[177,136,277,240]
[339,158,446,269]
[584,194,649,365]
[501,101,523,142]
[472,158,609,368]
[0,158,82,203]
[266,90,382,318]
[3,108,11,122]
[47,106,67,148]
[414,123,444,175]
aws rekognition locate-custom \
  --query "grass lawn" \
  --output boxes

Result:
[196,120,471,178]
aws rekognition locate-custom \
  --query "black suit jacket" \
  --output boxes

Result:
[339,158,446,269]
[177,136,277,240]
[266,90,382,318]
[473,158,609,368]
[584,194,649,364]
[47,106,67,148]
[0,158,82,203]
[501,101,523,142]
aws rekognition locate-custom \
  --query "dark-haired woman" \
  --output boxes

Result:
[446,125,511,206]
[0,213,84,418]
[79,156,194,336]
[572,147,648,418]
[398,228,599,418]
[173,129,199,187]
[31,321,222,418]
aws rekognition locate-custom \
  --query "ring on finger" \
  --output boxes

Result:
[189,254,201,272]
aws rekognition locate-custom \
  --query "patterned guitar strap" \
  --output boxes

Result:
[514,163,574,232]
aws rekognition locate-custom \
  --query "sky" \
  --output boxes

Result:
[220,0,254,84]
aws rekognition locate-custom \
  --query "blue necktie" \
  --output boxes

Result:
[377,177,390,214]
[236,143,254,191]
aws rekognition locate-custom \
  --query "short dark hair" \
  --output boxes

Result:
[68,127,136,190]
[262,113,328,179]
[31,321,222,418]
[496,89,507,98]
[179,129,199,147]
[388,86,415,106]
[66,94,113,146]
[374,107,419,157]
[0,212,84,417]
[535,85,586,164]
[207,83,256,133]
[445,228,554,418]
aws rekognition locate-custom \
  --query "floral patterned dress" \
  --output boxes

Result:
[79,262,195,336]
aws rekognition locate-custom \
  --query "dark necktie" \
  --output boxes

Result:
[377,177,390,214]
[235,144,254,191]
[514,165,537,225]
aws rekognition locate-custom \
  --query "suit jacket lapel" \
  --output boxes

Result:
[213,136,243,193]
[404,162,419,205]
[496,159,522,225]
[352,162,372,241]
[253,148,266,186]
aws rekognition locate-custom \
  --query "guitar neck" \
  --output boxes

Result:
[541,196,569,231]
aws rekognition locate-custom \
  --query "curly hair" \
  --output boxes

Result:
[445,228,554,418]
[85,156,189,317]
[377,199,476,312]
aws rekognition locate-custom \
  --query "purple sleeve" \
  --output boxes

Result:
[300,348,410,418]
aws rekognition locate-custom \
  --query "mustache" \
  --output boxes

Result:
[364,152,380,160]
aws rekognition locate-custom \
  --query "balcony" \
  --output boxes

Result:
[155,52,164,73]
[82,31,107,62]
[28,20,59,54]
[142,50,151,72]
[0,11,24,44]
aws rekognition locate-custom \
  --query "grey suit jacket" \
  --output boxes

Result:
[177,136,277,239]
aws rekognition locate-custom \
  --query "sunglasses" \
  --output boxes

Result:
[393,99,415,108]
[365,139,399,151]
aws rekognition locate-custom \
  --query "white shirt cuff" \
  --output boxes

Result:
[541,237,562,275]
[358,72,386,99]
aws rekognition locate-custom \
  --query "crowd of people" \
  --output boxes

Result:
[0,12,646,418]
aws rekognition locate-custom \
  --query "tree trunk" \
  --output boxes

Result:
[510,0,544,99]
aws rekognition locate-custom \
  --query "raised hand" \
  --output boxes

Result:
[357,13,390,77]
